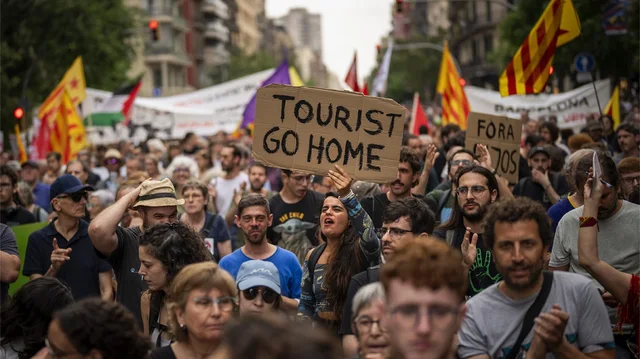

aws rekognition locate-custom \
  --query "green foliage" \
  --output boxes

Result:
[212,47,278,83]
[1,0,136,149]
[368,36,445,105]
[492,0,639,89]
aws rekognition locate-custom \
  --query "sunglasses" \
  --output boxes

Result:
[242,287,278,304]
[58,191,89,202]
[105,158,119,165]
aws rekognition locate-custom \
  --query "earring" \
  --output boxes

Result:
[179,323,184,328]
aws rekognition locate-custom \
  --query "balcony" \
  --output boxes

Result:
[204,21,229,42]
[144,44,191,66]
[204,45,230,66]
[202,0,229,20]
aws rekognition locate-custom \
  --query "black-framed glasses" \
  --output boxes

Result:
[242,287,279,304]
[193,296,236,312]
[375,227,411,239]
[390,304,460,331]
[622,176,640,186]
[456,185,488,197]
[57,191,89,202]
[45,338,77,358]
[354,315,387,334]
[0,182,12,189]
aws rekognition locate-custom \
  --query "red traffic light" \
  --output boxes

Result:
[14,107,24,119]
[396,0,403,13]
[459,78,467,87]
[548,66,554,75]
[149,20,159,29]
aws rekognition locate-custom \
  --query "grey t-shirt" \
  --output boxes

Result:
[0,224,19,303]
[458,271,615,359]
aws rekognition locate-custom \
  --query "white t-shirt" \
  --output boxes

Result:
[210,172,249,217]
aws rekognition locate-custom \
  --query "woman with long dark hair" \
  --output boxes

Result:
[139,222,212,349]
[298,165,380,334]
[0,277,74,359]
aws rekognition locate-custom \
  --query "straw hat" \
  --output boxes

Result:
[133,178,185,208]
[104,149,123,161]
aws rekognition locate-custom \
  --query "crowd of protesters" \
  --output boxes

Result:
[0,108,638,359]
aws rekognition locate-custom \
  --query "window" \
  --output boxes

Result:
[153,68,162,88]
[471,40,478,62]
[484,34,493,54]
[486,1,492,22]
[470,1,477,23]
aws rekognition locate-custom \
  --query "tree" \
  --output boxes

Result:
[491,0,639,91]
[1,0,137,149]
[367,35,445,105]
[211,47,278,84]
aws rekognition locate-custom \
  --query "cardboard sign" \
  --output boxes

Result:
[252,84,406,183]
[465,112,522,184]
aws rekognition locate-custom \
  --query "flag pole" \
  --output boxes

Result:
[589,72,603,115]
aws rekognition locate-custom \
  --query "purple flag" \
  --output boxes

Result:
[240,59,291,129]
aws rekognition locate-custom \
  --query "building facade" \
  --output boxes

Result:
[278,8,322,58]
[232,0,263,55]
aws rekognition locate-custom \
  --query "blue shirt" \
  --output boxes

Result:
[547,197,576,251]
[23,219,111,300]
[33,182,51,212]
[219,246,302,299]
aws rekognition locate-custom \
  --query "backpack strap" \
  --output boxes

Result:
[445,229,456,246]
[438,189,451,215]
[307,243,327,277]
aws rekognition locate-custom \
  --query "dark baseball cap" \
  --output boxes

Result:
[21,160,39,169]
[50,174,94,199]
[529,147,550,159]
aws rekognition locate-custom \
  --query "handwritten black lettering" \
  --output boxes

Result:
[366,144,384,171]
[316,103,333,126]
[294,100,314,123]
[335,106,353,132]
[281,130,299,156]
[386,113,402,137]
[325,138,343,163]
[344,141,364,170]
[273,95,295,122]
[263,126,280,154]
[364,110,383,136]
[307,134,325,164]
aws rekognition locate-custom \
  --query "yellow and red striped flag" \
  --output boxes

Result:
[436,41,470,129]
[14,124,28,162]
[499,0,581,97]
[604,85,620,129]
[38,57,86,123]
[50,91,87,163]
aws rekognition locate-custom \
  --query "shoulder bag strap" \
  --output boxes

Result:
[504,271,554,359]
[307,243,327,277]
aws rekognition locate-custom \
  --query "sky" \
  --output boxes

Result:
[266,0,393,84]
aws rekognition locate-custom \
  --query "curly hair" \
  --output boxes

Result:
[165,155,200,180]
[399,146,422,174]
[54,298,151,359]
[381,237,467,302]
[382,196,435,235]
[482,197,553,250]
[0,278,74,359]
[166,262,237,342]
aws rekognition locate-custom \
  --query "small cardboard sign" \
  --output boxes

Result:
[252,84,406,183]
[465,112,522,184]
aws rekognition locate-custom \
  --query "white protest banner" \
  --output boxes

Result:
[252,84,406,183]
[465,112,522,184]
[465,80,610,132]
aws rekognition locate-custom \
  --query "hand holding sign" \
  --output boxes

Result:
[328,165,354,198]
[50,238,72,273]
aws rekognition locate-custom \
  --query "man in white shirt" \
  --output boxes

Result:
[210,143,248,217]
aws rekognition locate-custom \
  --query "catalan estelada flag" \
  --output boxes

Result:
[604,85,620,129]
[499,0,581,97]
[50,91,87,163]
[436,41,470,129]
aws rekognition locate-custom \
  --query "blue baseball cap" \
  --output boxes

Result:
[236,260,281,295]
[50,174,94,199]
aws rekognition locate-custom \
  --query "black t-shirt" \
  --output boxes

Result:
[0,206,36,227]
[360,193,431,229]
[518,155,532,181]
[23,219,111,300]
[513,172,569,210]
[267,190,324,248]
[433,228,501,298]
[151,346,177,359]
[106,226,148,327]
[340,266,381,336]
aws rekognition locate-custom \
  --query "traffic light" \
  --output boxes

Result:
[459,78,466,87]
[13,107,24,121]
[548,66,554,75]
[149,20,159,42]
[376,44,381,55]
[396,0,403,13]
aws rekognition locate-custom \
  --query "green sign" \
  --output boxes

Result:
[8,221,48,296]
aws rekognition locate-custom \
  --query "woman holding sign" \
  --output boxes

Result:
[297,165,380,334]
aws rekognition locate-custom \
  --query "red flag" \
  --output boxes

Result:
[344,52,359,92]
[362,83,369,96]
[410,92,429,135]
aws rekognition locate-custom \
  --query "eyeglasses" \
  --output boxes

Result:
[375,227,412,239]
[193,296,236,312]
[174,168,190,174]
[0,182,12,189]
[45,338,77,358]
[390,304,460,331]
[183,193,203,201]
[290,174,314,184]
[242,287,279,304]
[105,158,119,165]
[451,159,472,167]
[57,191,89,202]
[456,185,488,197]
[622,176,640,186]
[354,316,387,334]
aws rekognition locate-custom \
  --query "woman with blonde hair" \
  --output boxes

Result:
[151,262,237,359]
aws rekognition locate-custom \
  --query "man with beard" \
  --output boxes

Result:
[341,197,437,357]
[513,147,569,210]
[209,143,249,218]
[458,197,615,359]
[267,170,324,264]
[550,153,640,350]
[0,165,36,226]
[613,122,640,165]
[617,157,640,201]
[361,147,430,229]
[219,194,302,313]
[89,178,183,326]
[434,165,502,298]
